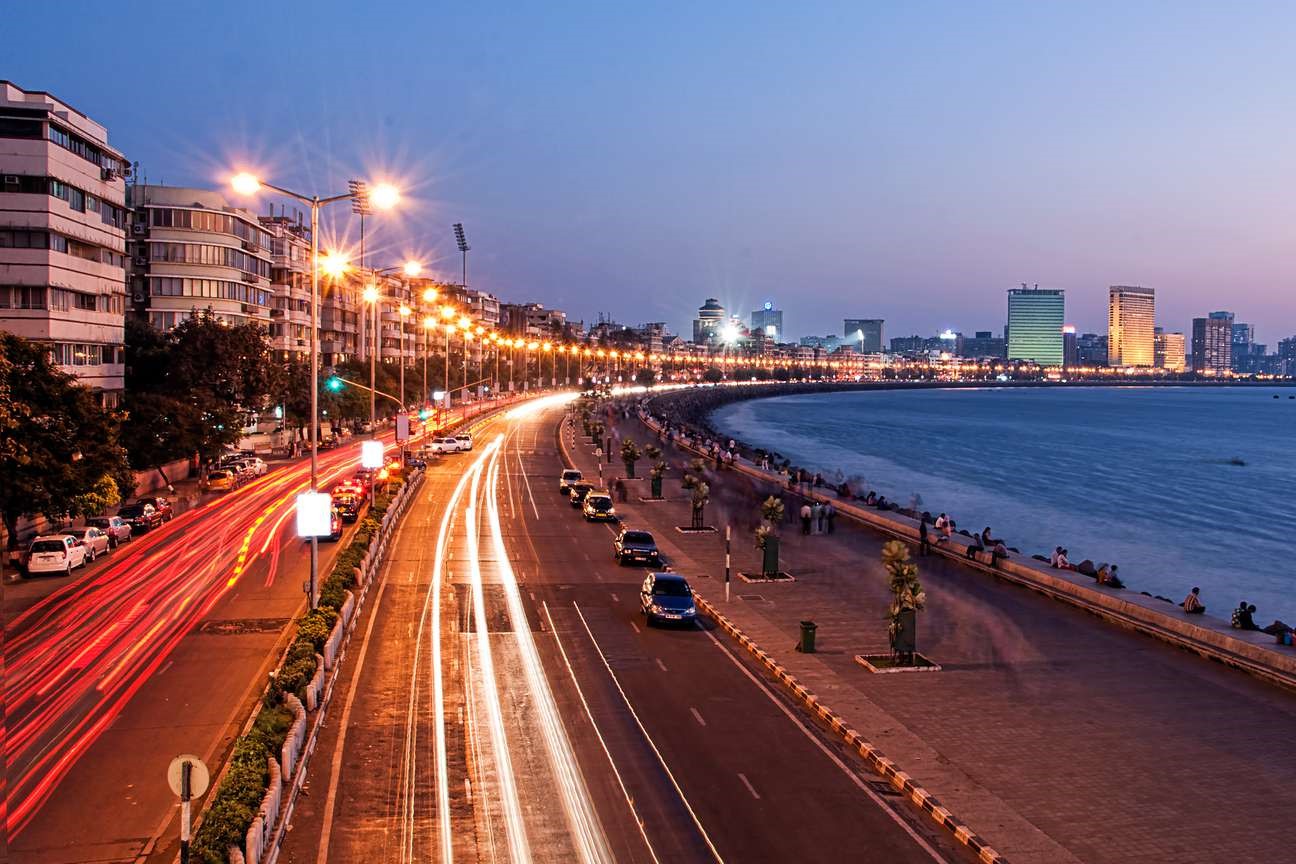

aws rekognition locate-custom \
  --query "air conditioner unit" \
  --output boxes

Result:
[101,167,119,182]
[133,257,148,267]
[131,223,147,236]
[131,289,146,304]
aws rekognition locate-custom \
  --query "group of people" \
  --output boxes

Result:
[798,501,836,535]
[1048,545,1125,588]
[1229,600,1294,640]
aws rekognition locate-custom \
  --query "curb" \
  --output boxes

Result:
[694,594,1007,864]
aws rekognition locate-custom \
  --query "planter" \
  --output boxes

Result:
[761,536,780,577]
[891,608,917,658]
[650,475,663,498]
[624,462,636,478]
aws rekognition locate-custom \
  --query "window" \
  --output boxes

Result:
[74,292,97,311]
[0,285,48,309]
[0,116,43,139]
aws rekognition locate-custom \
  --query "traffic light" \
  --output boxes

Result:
[326,376,343,392]
[418,407,431,420]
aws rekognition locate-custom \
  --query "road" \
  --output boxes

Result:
[285,395,969,863]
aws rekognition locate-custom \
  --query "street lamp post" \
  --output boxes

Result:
[422,315,434,409]
[398,304,411,409]
[362,283,380,433]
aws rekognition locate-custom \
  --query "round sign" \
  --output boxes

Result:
[167,755,210,798]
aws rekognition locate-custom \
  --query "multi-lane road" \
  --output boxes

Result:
[284,395,971,863]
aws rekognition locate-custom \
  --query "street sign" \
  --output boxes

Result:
[167,754,209,798]
[361,439,384,468]
[295,491,332,538]
[396,414,410,442]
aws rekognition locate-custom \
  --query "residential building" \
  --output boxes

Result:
[1231,322,1254,372]
[500,301,562,339]
[1107,285,1156,367]
[1076,332,1107,366]
[800,334,842,351]
[961,330,1006,359]
[692,297,725,344]
[1154,328,1186,372]
[1006,285,1065,366]
[1062,326,1078,368]
[127,185,273,333]
[844,318,884,353]
[750,301,783,341]
[259,213,310,361]
[0,81,130,403]
[1279,336,1296,376]
[1191,313,1232,374]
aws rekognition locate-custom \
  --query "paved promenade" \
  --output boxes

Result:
[567,404,1296,864]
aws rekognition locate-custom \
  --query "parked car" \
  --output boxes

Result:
[134,496,174,522]
[318,436,340,451]
[325,507,344,541]
[86,515,132,547]
[568,481,595,508]
[639,572,697,626]
[64,527,111,560]
[454,433,473,451]
[559,468,583,494]
[206,469,238,492]
[429,437,463,454]
[117,503,163,532]
[25,535,89,575]
[583,492,617,522]
[613,528,661,566]
[239,457,268,476]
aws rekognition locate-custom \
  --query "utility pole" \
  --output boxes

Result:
[454,222,470,287]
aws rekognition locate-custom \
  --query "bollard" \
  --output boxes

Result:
[797,620,817,653]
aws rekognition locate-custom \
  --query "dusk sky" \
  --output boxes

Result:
[10,1,1296,343]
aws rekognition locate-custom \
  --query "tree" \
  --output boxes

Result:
[882,540,926,664]
[756,496,785,576]
[644,443,661,462]
[620,439,641,478]
[690,481,710,529]
[702,367,724,384]
[1,334,133,557]
[634,367,656,389]
[649,460,667,498]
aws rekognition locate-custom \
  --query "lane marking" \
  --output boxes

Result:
[689,707,706,727]
[630,621,640,634]
[737,773,761,801]
[572,602,724,863]
[655,658,668,673]
[518,449,541,520]
[697,626,951,864]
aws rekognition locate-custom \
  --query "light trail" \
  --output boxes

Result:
[484,435,615,864]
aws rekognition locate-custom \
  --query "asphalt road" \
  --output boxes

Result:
[288,396,970,864]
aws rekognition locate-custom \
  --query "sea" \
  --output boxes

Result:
[712,386,1296,625]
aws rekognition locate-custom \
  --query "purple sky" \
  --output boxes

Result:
[8,2,1296,344]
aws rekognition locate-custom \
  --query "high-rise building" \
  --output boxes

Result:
[128,185,274,331]
[961,330,1006,359]
[1154,327,1186,372]
[1107,285,1156,367]
[1230,322,1254,372]
[1191,313,1232,374]
[0,81,130,404]
[1076,333,1107,366]
[1006,285,1064,365]
[1062,326,1078,368]
[1279,336,1296,377]
[843,318,884,353]
[692,297,725,344]
[750,301,783,342]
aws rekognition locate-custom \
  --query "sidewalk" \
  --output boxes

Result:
[564,409,1296,864]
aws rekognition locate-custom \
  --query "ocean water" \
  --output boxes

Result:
[712,386,1296,625]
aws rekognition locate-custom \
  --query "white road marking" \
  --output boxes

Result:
[610,593,620,603]
[689,707,707,727]
[630,621,640,634]
[655,658,669,673]
[737,773,761,800]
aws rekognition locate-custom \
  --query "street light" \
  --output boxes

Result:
[422,315,435,412]
[362,283,381,429]
[229,170,398,610]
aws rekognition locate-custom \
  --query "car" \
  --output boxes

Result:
[639,572,697,626]
[583,492,617,522]
[568,481,595,508]
[236,456,268,476]
[64,527,111,560]
[318,436,340,451]
[86,515,132,547]
[134,496,174,521]
[454,433,473,451]
[404,453,427,470]
[429,437,462,454]
[26,534,89,575]
[614,528,661,566]
[117,503,163,532]
[559,468,583,494]
[206,469,238,492]
[333,493,362,523]
[332,480,364,498]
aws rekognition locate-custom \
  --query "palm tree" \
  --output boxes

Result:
[882,540,925,664]
[620,439,641,478]
[690,481,710,529]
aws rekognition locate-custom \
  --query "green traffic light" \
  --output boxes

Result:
[326,376,343,391]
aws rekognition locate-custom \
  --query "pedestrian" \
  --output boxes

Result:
[800,503,812,535]
[825,501,836,534]
[813,501,824,534]
[1182,587,1206,615]
[919,519,930,556]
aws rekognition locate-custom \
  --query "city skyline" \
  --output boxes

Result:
[4,3,1296,341]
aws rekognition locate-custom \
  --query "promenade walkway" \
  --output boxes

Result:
[566,405,1296,864]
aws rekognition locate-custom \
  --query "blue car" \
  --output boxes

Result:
[639,572,697,626]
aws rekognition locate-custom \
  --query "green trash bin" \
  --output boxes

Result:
[797,620,817,653]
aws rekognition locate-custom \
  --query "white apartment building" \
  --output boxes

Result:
[260,214,311,361]
[0,81,130,403]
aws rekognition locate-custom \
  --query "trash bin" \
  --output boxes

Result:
[797,620,817,653]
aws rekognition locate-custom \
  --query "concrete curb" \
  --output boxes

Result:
[695,594,1007,864]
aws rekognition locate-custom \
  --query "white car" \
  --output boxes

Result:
[25,534,89,575]
[430,437,463,454]
[244,457,268,476]
[454,434,473,451]
[64,526,111,559]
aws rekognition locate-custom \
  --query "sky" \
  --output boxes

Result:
[8,1,1296,344]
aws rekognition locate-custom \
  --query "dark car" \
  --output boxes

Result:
[568,482,595,508]
[134,496,174,522]
[404,453,427,470]
[583,492,617,522]
[639,572,697,626]
[614,529,661,566]
[318,436,339,451]
[87,515,132,547]
[333,493,362,523]
[117,503,163,532]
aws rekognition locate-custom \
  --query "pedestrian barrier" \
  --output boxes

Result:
[322,614,344,669]
[339,590,356,627]
[304,655,325,711]
[280,694,306,781]
[243,756,281,864]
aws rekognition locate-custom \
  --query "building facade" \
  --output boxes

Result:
[1006,286,1064,366]
[0,81,130,403]
[1191,313,1232,374]
[844,318,884,353]
[961,330,1006,359]
[1154,328,1186,372]
[1107,285,1155,367]
[750,301,783,341]
[692,298,725,344]
[259,214,311,361]
[128,185,274,333]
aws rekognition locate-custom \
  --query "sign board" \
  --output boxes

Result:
[296,492,332,538]
[396,414,410,442]
[167,755,209,799]
[361,440,384,469]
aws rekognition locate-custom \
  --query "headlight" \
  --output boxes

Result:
[650,603,664,614]
[685,605,697,615]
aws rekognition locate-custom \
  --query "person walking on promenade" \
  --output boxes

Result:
[811,501,824,534]
[919,519,930,556]
[825,501,836,534]
[1182,587,1206,614]
[800,503,812,535]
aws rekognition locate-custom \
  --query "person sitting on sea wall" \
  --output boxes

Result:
[966,533,985,559]
[981,527,1004,547]
[1182,587,1206,614]
[1096,564,1125,589]
[935,518,955,544]
[864,490,877,506]
[991,540,1009,563]
[1050,546,1063,567]
[1232,602,1260,630]
[1055,548,1076,570]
